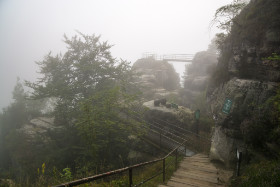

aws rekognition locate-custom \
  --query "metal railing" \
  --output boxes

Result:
[52,140,187,187]
[142,52,194,62]
[130,111,211,153]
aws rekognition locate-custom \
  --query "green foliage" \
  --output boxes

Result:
[262,53,280,61]
[266,86,280,143]
[87,156,183,187]
[209,49,231,88]
[192,89,214,133]
[76,86,145,169]
[25,32,135,125]
[230,0,280,46]
[0,78,47,180]
[237,85,280,148]
[231,160,280,187]
[211,0,248,33]
[60,168,72,182]
[0,32,145,185]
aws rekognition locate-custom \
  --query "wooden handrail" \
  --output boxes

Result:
[53,140,187,187]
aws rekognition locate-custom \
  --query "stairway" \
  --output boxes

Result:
[159,154,224,187]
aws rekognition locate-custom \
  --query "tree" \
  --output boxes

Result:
[211,0,248,33]
[26,32,137,125]
[76,86,145,170]
[25,32,144,173]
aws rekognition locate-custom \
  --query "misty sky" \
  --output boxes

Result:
[0,0,232,110]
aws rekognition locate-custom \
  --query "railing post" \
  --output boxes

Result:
[175,148,178,170]
[162,158,166,183]
[236,151,242,177]
[129,168,133,187]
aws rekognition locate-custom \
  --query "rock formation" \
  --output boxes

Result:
[208,0,280,166]
[132,58,180,100]
[183,47,218,107]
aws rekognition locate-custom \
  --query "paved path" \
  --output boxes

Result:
[159,154,225,187]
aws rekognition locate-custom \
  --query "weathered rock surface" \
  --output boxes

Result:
[207,0,280,165]
[182,51,218,107]
[228,45,280,82]
[184,76,208,91]
[209,78,278,127]
[210,126,245,166]
[208,78,278,164]
[132,58,180,100]
[17,117,63,143]
[143,100,194,131]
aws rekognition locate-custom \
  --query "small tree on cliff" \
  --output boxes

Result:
[211,0,248,34]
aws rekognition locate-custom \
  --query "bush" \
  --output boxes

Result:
[231,160,280,187]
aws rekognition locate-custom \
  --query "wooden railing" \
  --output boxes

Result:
[52,140,187,187]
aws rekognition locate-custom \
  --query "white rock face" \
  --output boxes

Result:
[210,126,237,166]
[208,78,278,165]
[18,117,62,143]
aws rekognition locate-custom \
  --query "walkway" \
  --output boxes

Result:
[159,154,225,187]
[142,53,194,62]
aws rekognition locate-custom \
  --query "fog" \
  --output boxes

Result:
[0,0,232,110]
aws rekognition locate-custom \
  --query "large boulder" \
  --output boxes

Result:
[143,100,194,131]
[208,78,278,164]
[210,126,245,166]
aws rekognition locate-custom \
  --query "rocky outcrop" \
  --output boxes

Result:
[182,50,218,107]
[17,117,63,144]
[143,100,194,131]
[132,58,180,100]
[209,78,278,165]
[208,0,280,166]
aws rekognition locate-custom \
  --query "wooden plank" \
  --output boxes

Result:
[170,177,217,187]
[180,162,217,170]
[185,157,210,161]
[158,154,226,187]
[176,169,218,179]
[182,160,211,164]
[185,159,210,162]
[174,171,218,184]
[182,159,215,165]
[183,159,212,163]
[167,180,199,187]
[183,161,215,166]
[179,165,218,173]
[192,154,209,158]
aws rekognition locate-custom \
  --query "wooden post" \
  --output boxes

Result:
[163,158,166,183]
[236,151,242,176]
[129,168,133,187]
